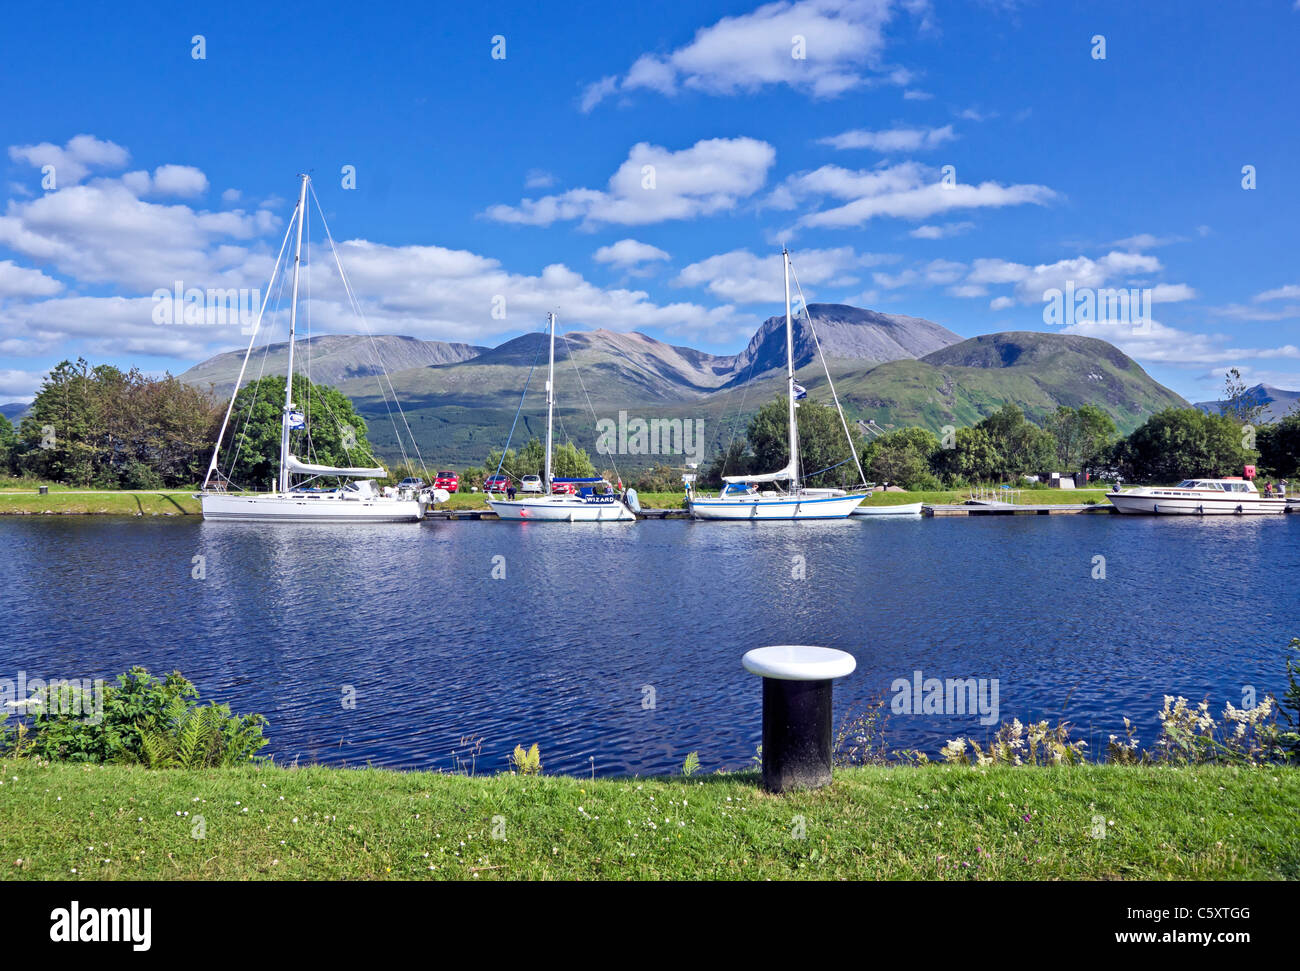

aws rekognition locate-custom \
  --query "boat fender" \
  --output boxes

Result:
[625,488,641,514]
[432,488,451,504]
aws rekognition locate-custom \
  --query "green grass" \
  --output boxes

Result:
[1,760,1295,880]
[0,490,200,515]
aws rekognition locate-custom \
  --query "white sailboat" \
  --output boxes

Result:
[485,312,637,523]
[686,249,868,521]
[197,175,438,523]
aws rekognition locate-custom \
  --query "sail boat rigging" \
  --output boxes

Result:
[196,174,439,522]
[686,248,868,521]
[486,312,637,523]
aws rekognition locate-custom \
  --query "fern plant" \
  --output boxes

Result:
[680,751,700,777]
[142,699,268,769]
[511,743,542,775]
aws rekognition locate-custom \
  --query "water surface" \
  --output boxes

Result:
[1,514,1295,775]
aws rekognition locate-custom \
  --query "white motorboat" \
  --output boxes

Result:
[687,249,867,521]
[1107,477,1286,515]
[196,175,439,523]
[485,312,637,523]
[852,501,924,516]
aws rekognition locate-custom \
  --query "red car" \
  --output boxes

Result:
[484,474,510,492]
[550,481,576,495]
[434,470,460,493]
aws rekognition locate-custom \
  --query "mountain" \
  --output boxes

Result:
[179,334,486,396]
[179,313,1186,468]
[825,333,1188,434]
[726,304,961,384]
[1194,383,1300,423]
[0,403,28,421]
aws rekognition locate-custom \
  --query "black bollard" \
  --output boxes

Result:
[762,677,833,792]
[743,646,856,794]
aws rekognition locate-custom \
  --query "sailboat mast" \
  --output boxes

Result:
[278,174,310,494]
[784,248,799,492]
[544,311,556,491]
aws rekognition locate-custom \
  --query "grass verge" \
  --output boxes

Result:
[0,491,200,515]
[1,761,1295,880]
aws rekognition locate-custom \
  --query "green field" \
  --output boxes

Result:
[1,760,1294,880]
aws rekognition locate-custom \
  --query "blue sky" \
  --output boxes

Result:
[2,0,1299,404]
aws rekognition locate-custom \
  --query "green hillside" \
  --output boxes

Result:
[353,332,1186,471]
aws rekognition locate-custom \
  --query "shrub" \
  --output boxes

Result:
[16,667,267,767]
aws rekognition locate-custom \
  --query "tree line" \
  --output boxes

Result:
[694,394,1300,491]
[0,361,377,489]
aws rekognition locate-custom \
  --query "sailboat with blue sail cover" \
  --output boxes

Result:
[485,312,638,522]
[685,249,868,521]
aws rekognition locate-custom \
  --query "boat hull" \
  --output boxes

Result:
[852,502,923,517]
[1107,491,1286,515]
[199,492,425,523]
[688,492,866,520]
[486,496,636,522]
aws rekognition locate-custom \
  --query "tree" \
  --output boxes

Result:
[1221,367,1267,425]
[976,404,1057,479]
[17,359,218,487]
[745,398,866,489]
[552,440,597,479]
[933,425,1002,483]
[1258,413,1300,478]
[1043,405,1117,470]
[482,436,595,481]
[1113,408,1254,482]
[219,374,375,488]
[863,428,939,489]
[18,359,99,484]
[0,414,16,475]
[700,439,751,488]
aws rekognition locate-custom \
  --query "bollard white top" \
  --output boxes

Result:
[742,645,856,681]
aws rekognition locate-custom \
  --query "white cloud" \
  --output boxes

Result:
[581,0,924,110]
[221,188,242,203]
[121,164,210,198]
[1063,318,1300,369]
[902,89,933,100]
[1254,284,1300,302]
[769,160,1055,228]
[0,368,49,402]
[0,259,62,297]
[909,221,973,239]
[485,137,776,228]
[8,134,129,185]
[818,124,955,152]
[0,179,279,291]
[524,169,557,190]
[675,246,889,302]
[989,296,1015,310]
[593,238,671,269]
[1151,283,1196,302]
[966,251,1163,303]
[151,165,209,197]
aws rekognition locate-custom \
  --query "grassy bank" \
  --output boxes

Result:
[1,760,1295,880]
[0,490,200,515]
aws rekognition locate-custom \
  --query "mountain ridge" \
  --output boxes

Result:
[177,309,1188,467]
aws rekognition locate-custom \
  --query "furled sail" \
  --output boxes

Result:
[722,460,797,484]
[286,454,385,477]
